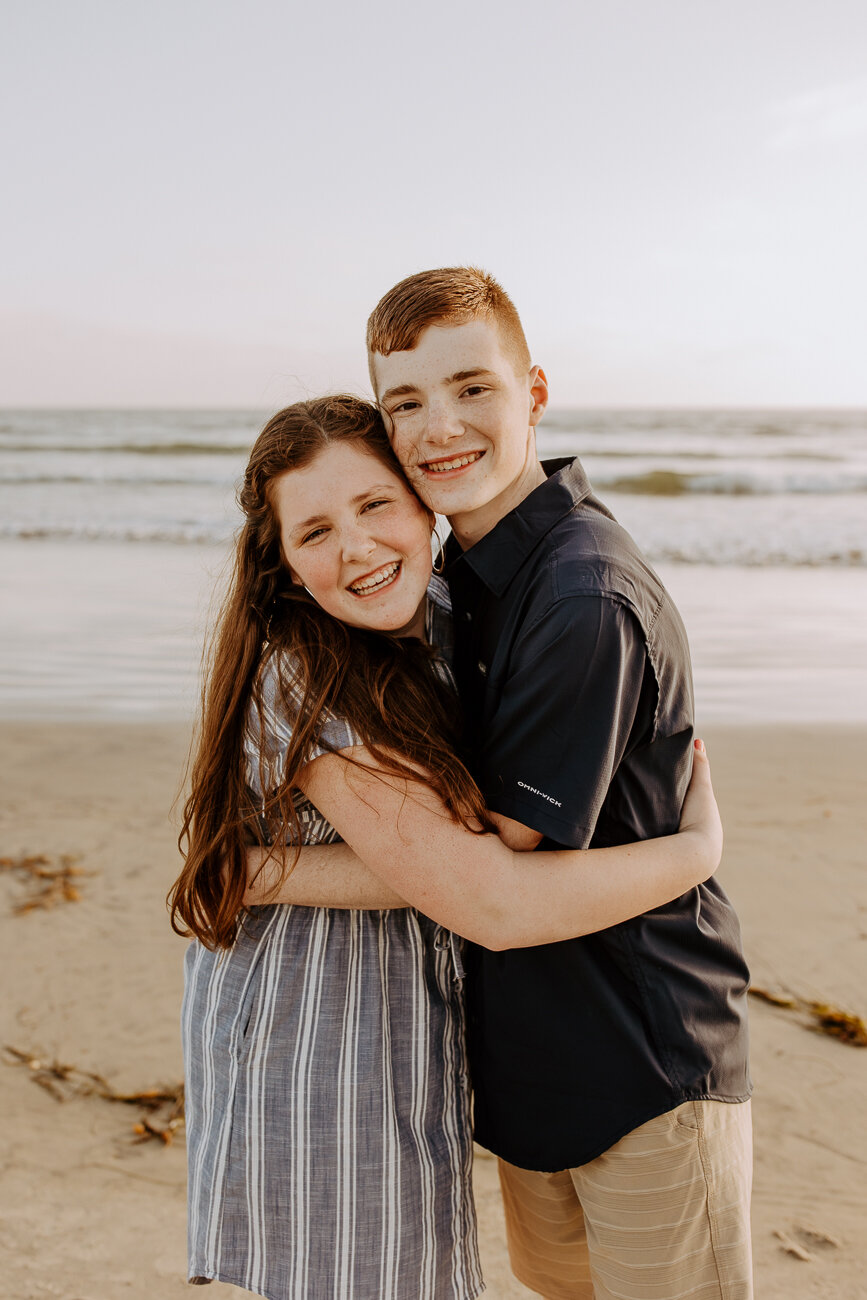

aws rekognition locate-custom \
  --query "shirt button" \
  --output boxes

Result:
[477,661,487,676]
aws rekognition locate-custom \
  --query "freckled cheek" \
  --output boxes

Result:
[391,506,433,561]
[392,430,424,470]
[293,554,343,601]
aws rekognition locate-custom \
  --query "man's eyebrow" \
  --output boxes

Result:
[449,368,496,384]
[379,369,496,406]
[379,382,419,406]
[290,487,395,536]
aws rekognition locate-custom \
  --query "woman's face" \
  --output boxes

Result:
[272,441,434,639]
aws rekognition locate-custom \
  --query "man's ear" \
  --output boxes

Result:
[528,366,549,427]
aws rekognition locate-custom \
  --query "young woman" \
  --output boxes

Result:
[170,395,722,1300]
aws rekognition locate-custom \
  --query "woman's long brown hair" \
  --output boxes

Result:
[169,394,488,949]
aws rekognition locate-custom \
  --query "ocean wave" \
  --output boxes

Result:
[2,522,863,566]
[0,440,251,456]
[543,446,841,462]
[596,469,867,496]
[3,465,863,494]
[0,523,230,544]
[649,544,864,566]
[0,472,236,487]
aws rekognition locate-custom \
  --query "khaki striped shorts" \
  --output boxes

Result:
[498,1099,753,1300]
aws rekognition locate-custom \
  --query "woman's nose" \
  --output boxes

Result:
[340,524,377,562]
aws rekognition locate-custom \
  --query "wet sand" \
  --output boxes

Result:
[0,721,865,1298]
[4,541,867,728]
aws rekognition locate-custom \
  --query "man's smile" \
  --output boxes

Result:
[421,451,486,476]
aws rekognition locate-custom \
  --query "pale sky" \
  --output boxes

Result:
[2,0,866,407]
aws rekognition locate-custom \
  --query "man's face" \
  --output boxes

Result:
[372,319,547,525]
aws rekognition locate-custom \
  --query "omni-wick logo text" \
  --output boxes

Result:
[517,781,562,808]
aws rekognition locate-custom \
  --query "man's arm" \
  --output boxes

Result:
[453,600,644,856]
[244,842,409,909]
[476,595,653,848]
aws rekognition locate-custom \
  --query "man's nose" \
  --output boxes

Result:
[424,400,463,447]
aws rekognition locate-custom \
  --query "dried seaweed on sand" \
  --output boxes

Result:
[3,1046,184,1145]
[0,853,94,913]
[749,986,867,1046]
[806,1002,867,1046]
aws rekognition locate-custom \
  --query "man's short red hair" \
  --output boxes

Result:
[366,266,532,382]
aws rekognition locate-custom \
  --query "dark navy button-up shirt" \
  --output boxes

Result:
[446,457,751,1172]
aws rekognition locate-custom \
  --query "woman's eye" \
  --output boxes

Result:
[301,527,327,544]
[362,498,390,513]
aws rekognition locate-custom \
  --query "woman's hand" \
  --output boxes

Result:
[678,739,723,877]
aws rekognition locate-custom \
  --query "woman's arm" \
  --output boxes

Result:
[243,807,545,907]
[251,741,721,949]
[245,840,408,909]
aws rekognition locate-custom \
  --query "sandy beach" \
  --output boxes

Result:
[1,720,865,1299]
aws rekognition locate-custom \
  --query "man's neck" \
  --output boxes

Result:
[448,455,547,551]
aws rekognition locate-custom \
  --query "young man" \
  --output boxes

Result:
[363,267,753,1300]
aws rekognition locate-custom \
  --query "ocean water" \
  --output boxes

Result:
[2,407,866,565]
[1,408,866,722]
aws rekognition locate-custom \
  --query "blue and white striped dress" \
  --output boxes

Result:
[182,580,484,1300]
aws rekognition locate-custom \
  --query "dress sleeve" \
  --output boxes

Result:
[477,595,652,847]
[244,650,362,798]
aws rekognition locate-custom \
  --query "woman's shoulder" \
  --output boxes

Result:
[426,572,452,614]
[255,645,304,713]
[425,575,454,667]
[245,648,362,795]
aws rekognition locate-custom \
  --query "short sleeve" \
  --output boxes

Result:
[477,596,651,847]
[244,650,362,798]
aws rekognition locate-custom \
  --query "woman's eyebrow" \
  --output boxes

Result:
[349,484,395,504]
[290,487,395,536]
[291,512,328,536]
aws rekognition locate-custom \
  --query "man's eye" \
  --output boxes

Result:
[391,400,420,415]
[462,385,487,398]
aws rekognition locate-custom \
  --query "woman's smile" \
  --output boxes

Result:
[347,559,402,596]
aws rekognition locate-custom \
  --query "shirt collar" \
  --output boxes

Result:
[445,457,592,596]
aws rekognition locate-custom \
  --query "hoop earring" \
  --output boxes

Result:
[432,527,445,575]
